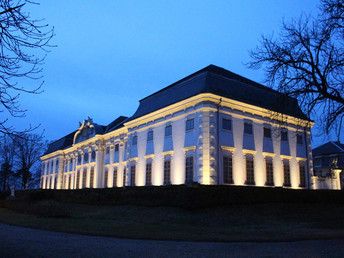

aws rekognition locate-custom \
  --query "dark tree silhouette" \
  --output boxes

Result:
[14,133,46,189]
[0,0,54,136]
[0,135,15,191]
[247,0,344,139]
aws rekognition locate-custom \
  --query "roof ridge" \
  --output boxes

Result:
[331,141,344,152]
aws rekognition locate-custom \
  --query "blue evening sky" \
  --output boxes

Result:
[11,0,336,148]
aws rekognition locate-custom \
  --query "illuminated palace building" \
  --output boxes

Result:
[41,65,330,190]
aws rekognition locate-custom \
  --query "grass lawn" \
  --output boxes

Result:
[1,200,344,242]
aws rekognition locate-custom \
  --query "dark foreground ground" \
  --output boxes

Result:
[1,223,344,258]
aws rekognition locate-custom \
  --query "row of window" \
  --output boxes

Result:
[222,118,304,144]
[131,119,195,145]
[222,156,306,187]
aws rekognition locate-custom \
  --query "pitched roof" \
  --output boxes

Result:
[44,116,128,156]
[128,65,309,122]
[313,141,344,156]
[105,116,128,133]
[44,131,76,155]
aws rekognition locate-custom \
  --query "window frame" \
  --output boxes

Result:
[222,118,232,131]
[147,131,153,141]
[244,122,253,135]
[186,118,195,131]
[165,125,172,137]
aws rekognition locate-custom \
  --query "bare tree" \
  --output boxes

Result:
[0,0,54,136]
[0,134,15,191]
[14,133,46,189]
[247,0,344,139]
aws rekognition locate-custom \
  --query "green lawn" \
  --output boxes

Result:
[1,200,344,241]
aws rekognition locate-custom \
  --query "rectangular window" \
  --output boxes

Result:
[297,134,303,145]
[283,163,291,187]
[223,156,233,184]
[246,159,255,185]
[104,169,108,188]
[123,168,126,187]
[130,165,136,186]
[76,170,80,189]
[69,160,73,171]
[165,125,172,137]
[244,123,253,135]
[68,175,72,190]
[164,160,171,185]
[266,161,274,186]
[82,169,87,188]
[147,131,153,141]
[299,165,306,187]
[264,127,271,138]
[222,118,232,130]
[115,144,119,152]
[132,136,137,145]
[90,168,94,188]
[185,156,194,184]
[314,158,322,167]
[186,118,194,131]
[145,163,152,186]
[113,168,117,187]
[281,130,288,141]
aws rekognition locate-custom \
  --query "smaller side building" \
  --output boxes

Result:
[312,141,344,190]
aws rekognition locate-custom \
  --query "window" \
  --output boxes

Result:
[164,160,171,185]
[106,147,110,154]
[244,123,253,135]
[147,131,153,141]
[283,163,291,187]
[82,169,87,188]
[123,168,126,187]
[222,118,232,130]
[130,165,136,186]
[113,168,117,187]
[223,156,233,184]
[264,127,271,138]
[281,130,288,141]
[246,159,255,185]
[104,169,108,188]
[90,168,94,188]
[69,160,73,171]
[165,125,172,136]
[299,165,306,187]
[186,118,194,131]
[146,162,152,186]
[115,144,119,152]
[185,156,194,184]
[297,134,303,145]
[91,150,96,160]
[266,161,274,186]
[68,175,72,189]
[314,158,322,167]
[84,152,88,163]
[132,136,137,145]
[76,170,80,189]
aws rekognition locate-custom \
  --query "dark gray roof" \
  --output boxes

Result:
[313,141,344,156]
[44,131,76,155]
[128,65,309,122]
[105,116,128,133]
[44,116,127,156]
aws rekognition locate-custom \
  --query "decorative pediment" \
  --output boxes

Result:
[73,117,96,144]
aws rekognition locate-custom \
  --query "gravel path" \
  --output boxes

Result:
[1,223,344,257]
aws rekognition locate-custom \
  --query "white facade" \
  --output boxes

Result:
[41,65,317,190]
